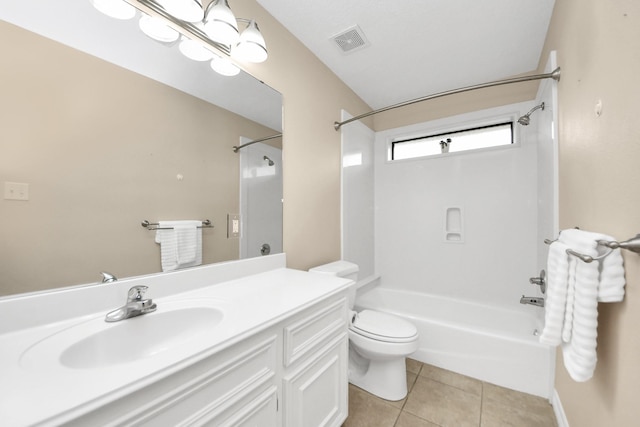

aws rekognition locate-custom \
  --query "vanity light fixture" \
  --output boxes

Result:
[155,0,204,23]
[210,54,241,76]
[232,19,267,63]
[139,13,180,43]
[204,0,239,46]
[179,35,215,61]
[90,0,137,20]
[178,23,215,61]
[90,0,268,77]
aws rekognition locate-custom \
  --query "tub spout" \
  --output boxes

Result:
[520,295,544,307]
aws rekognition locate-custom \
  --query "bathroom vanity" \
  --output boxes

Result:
[0,254,350,426]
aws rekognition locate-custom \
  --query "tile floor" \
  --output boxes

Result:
[343,359,558,427]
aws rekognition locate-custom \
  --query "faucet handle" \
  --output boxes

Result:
[529,269,546,294]
[127,286,149,302]
[100,271,117,283]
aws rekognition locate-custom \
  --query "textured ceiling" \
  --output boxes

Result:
[257,0,556,109]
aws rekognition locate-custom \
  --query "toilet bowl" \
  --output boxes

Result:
[309,261,419,401]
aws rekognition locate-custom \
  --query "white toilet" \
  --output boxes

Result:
[309,261,419,401]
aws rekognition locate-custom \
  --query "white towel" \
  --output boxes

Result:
[557,229,602,382]
[539,240,571,346]
[155,220,202,272]
[597,235,626,302]
[540,229,627,381]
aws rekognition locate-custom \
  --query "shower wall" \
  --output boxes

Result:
[341,111,376,279]
[373,102,541,310]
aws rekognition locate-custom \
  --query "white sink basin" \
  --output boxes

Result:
[20,299,225,370]
[62,307,223,369]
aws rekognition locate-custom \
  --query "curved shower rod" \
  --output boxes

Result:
[334,67,561,131]
[233,133,283,153]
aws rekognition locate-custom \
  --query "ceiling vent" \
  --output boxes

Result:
[331,25,370,54]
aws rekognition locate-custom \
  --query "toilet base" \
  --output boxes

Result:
[348,347,408,401]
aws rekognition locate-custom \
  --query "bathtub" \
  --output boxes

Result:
[354,286,554,399]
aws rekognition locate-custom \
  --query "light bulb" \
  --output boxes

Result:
[139,14,180,43]
[204,0,239,46]
[232,20,267,63]
[210,55,240,76]
[179,36,215,61]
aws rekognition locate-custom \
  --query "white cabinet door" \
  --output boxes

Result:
[282,334,348,427]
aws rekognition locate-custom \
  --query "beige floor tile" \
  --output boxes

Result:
[343,384,401,427]
[407,371,418,393]
[404,376,481,427]
[420,364,483,396]
[481,383,557,427]
[385,370,417,409]
[406,358,423,375]
[395,411,440,427]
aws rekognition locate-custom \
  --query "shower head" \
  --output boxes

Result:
[263,155,274,166]
[517,115,531,126]
[517,102,545,126]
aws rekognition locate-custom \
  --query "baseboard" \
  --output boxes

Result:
[552,389,569,427]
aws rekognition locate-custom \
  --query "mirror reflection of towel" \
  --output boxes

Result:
[155,220,202,271]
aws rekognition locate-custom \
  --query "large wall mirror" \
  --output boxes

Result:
[0,1,283,297]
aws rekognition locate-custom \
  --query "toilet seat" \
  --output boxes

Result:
[351,310,418,343]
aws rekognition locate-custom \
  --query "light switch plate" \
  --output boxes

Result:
[227,214,240,238]
[4,182,29,200]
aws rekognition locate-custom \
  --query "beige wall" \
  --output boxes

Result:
[539,0,640,425]
[0,21,275,295]
[373,77,539,131]
[229,1,372,271]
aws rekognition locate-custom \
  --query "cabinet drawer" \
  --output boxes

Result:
[210,386,278,427]
[283,298,347,367]
[68,334,277,426]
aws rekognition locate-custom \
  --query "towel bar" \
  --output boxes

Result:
[544,233,640,263]
[141,219,213,231]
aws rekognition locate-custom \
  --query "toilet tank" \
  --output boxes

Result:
[309,261,359,308]
[308,260,359,281]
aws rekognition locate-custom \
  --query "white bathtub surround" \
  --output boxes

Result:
[374,102,540,311]
[541,228,627,382]
[0,254,352,426]
[355,287,555,398]
[340,110,375,278]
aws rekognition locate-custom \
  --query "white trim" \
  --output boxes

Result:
[552,389,570,427]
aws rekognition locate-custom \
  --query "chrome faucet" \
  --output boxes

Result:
[529,270,546,294]
[520,295,545,307]
[100,271,118,283]
[105,286,157,322]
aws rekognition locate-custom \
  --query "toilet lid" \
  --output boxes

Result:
[351,310,418,343]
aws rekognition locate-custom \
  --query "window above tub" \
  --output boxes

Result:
[390,121,514,161]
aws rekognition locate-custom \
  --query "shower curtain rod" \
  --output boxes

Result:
[233,133,283,153]
[334,67,561,130]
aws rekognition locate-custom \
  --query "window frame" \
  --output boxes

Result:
[388,115,519,162]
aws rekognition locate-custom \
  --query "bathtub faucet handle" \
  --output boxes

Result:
[529,269,546,294]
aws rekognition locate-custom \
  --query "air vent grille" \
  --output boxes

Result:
[332,25,369,53]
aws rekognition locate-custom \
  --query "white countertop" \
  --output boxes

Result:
[0,256,351,426]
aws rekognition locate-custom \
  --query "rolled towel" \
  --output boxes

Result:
[559,229,600,343]
[597,236,626,302]
[557,229,602,381]
[539,240,571,346]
